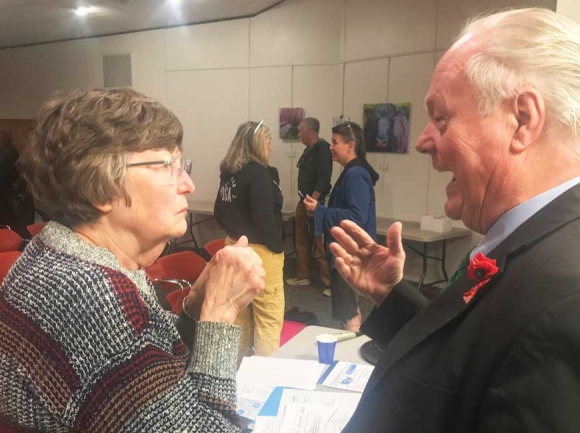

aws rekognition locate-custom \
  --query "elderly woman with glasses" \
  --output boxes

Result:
[214,120,285,363]
[304,121,379,331]
[0,89,266,432]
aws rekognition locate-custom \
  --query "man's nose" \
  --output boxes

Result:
[415,123,435,155]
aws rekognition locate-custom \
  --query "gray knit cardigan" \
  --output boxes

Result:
[0,221,241,432]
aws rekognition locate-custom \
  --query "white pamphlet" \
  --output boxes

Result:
[279,403,356,433]
[253,387,361,433]
[319,361,374,393]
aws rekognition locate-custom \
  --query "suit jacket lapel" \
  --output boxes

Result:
[366,183,580,392]
[366,272,495,391]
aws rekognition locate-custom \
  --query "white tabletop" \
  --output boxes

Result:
[376,217,471,243]
[273,325,371,365]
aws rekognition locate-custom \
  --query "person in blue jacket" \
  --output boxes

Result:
[304,121,378,331]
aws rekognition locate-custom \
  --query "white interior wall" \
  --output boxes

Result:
[0,40,101,119]
[99,30,167,104]
[557,0,580,24]
[250,67,294,201]
[345,0,438,61]
[0,0,558,281]
[166,68,250,202]
[250,0,343,66]
[165,20,250,71]
[437,0,557,48]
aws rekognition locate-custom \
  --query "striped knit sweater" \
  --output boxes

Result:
[0,221,241,432]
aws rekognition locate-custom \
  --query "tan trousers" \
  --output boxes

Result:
[295,201,330,286]
[225,237,285,364]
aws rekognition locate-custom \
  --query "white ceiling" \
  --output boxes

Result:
[0,0,285,49]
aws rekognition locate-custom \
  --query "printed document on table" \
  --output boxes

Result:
[279,402,357,433]
[237,357,326,390]
[274,388,361,411]
[319,361,374,393]
[236,384,276,422]
[253,387,361,433]
[236,398,263,422]
[237,384,276,401]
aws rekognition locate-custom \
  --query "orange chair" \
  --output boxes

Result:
[0,251,21,284]
[204,238,225,257]
[27,222,47,237]
[148,251,207,314]
[0,228,23,252]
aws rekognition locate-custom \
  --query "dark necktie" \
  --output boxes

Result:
[446,249,473,288]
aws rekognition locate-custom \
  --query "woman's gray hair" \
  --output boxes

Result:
[22,88,183,227]
[220,121,271,174]
[460,8,580,140]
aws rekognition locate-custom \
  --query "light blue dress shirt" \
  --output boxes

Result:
[471,177,580,260]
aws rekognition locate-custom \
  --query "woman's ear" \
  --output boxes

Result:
[93,199,113,214]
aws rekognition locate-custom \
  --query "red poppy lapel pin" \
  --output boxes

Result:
[463,252,499,304]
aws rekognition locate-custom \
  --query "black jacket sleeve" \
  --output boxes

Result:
[268,166,280,185]
[313,145,333,196]
[361,280,429,346]
[248,165,284,253]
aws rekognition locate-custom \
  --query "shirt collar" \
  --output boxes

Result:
[471,177,580,259]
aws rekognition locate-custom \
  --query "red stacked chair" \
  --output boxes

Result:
[0,228,23,252]
[27,222,47,237]
[204,238,226,257]
[145,261,165,281]
[0,251,21,285]
[146,251,206,314]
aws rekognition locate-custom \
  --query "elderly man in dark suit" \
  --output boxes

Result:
[331,8,580,433]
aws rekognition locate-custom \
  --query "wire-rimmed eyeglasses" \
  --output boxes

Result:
[126,155,192,181]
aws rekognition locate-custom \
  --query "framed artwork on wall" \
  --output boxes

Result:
[279,107,305,140]
[363,103,411,153]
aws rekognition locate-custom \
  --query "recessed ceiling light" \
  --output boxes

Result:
[75,6,94,17]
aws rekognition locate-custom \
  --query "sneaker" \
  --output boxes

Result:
[286,277,311,286]
[322,288,331,297]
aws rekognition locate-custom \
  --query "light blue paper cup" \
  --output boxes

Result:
[317,334,337,364]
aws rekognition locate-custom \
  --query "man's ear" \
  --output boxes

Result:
[510,88,545,153]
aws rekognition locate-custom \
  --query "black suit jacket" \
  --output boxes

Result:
[344,184,580,433]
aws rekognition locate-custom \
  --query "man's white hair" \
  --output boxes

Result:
[459,8,580,140]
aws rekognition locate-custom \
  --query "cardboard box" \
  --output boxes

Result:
[420,216,452,233]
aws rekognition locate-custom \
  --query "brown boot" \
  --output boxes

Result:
[342,309,361,332]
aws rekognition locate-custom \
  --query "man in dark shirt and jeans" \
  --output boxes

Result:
[286,118,332,293]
